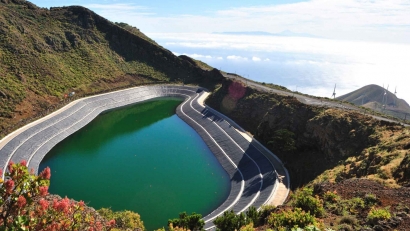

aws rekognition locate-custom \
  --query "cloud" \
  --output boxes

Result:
[189,54,212,59]
[83,3,148,11]
[252,56,261,62]
[227,55,248,61]
[172,52,219,60]
[157,32,410,103]
[86,0,410,44]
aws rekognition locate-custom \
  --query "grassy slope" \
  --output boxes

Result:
[207,79,410,188]
[0,0,222,137]
[207,79,410,230]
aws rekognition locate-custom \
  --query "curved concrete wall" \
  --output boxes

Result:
[0,85,289,230]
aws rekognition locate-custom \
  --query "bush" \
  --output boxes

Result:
[337,223,353,231]
[338,216,358,226]
[246,206,261,226]
[258,205,276,224]
[98,208,145,230]
[323,190,340,203]
[292,188,325,217]
[214,210,249,231]
[239,222,255,231]
[0,161,116,230]
[364,193,379,207]
[267,208,318,229]
[367,207,391,224]
[268,129,296,152]
[168,212,204,231]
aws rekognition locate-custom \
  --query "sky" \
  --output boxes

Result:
[30,0,410,103]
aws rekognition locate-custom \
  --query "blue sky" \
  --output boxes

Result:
[32,0,306,16]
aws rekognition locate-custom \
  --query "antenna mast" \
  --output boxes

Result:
[332,84,336,99]
[386,85,389,107]
[394,87,397,107]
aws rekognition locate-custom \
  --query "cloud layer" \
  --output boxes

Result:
[155,33,410,103]
[85,0,410,44]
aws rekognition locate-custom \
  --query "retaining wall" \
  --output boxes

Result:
[0,85,288,230]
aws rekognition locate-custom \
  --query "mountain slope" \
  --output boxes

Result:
[0,0,222,136]
[337,84,410,119]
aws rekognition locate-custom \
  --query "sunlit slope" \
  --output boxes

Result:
[337,84,410,115]
[0,0,222,134]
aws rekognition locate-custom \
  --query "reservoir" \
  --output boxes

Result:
[39,98,230,230]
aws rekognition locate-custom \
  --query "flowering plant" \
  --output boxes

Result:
[0,161,115,230]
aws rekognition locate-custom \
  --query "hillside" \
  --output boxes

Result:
[2,1,410,230]
[337,84,410,121]
[206,79,410,229]
[0,0,223,138]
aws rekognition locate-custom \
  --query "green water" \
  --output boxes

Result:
[39,98,230,230]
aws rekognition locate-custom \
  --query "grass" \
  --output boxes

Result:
[0,1,223,136]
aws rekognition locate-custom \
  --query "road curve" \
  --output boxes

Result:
[0,85,289,229]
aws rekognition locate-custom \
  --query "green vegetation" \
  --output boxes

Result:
[97,208,145,231]
[267,208,319,230]
[0,0,223,138]
[268,129,297,152]
[167,212,204,231]
[367,207,391,224]
[206,79,409,230]
[0,161,117,230]
[291,188,324,217]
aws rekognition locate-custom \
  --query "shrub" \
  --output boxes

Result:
[246,206,261,226]
[303,225,321,231]
[323,190,340,203]
[156,223,190,231]
[268,129,297,152]
[239,222,255,231]
[325,197,364,216]
[258,205,276,224]
[367,207,391,224]
[292,188,325,217]
[168,212,204,231]
[214,210,249,231]
[267,208,318,229]
[364,193,379,207]
[98,208,145,230]
[0,161,116,230]
[337,223,353,231]
[338,216,358,226]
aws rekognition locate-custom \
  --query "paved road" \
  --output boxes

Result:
[224,74,409,127]
[0,85,289,230]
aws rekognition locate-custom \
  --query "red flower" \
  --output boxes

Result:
[52,198,60,210]
[39,198,49,211]
[17,195,27,208]
[57,197,70,214]
[95,221,103,231]
[78,200,85,207]
[20,160,27,167]
[40,167,51,180]
[107,219,116,227]
[0,169,2,176]
[5,180,14,193]
[7,161,14,173]
[39,186,49,196]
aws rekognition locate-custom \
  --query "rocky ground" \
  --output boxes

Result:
[319,179,410,231]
